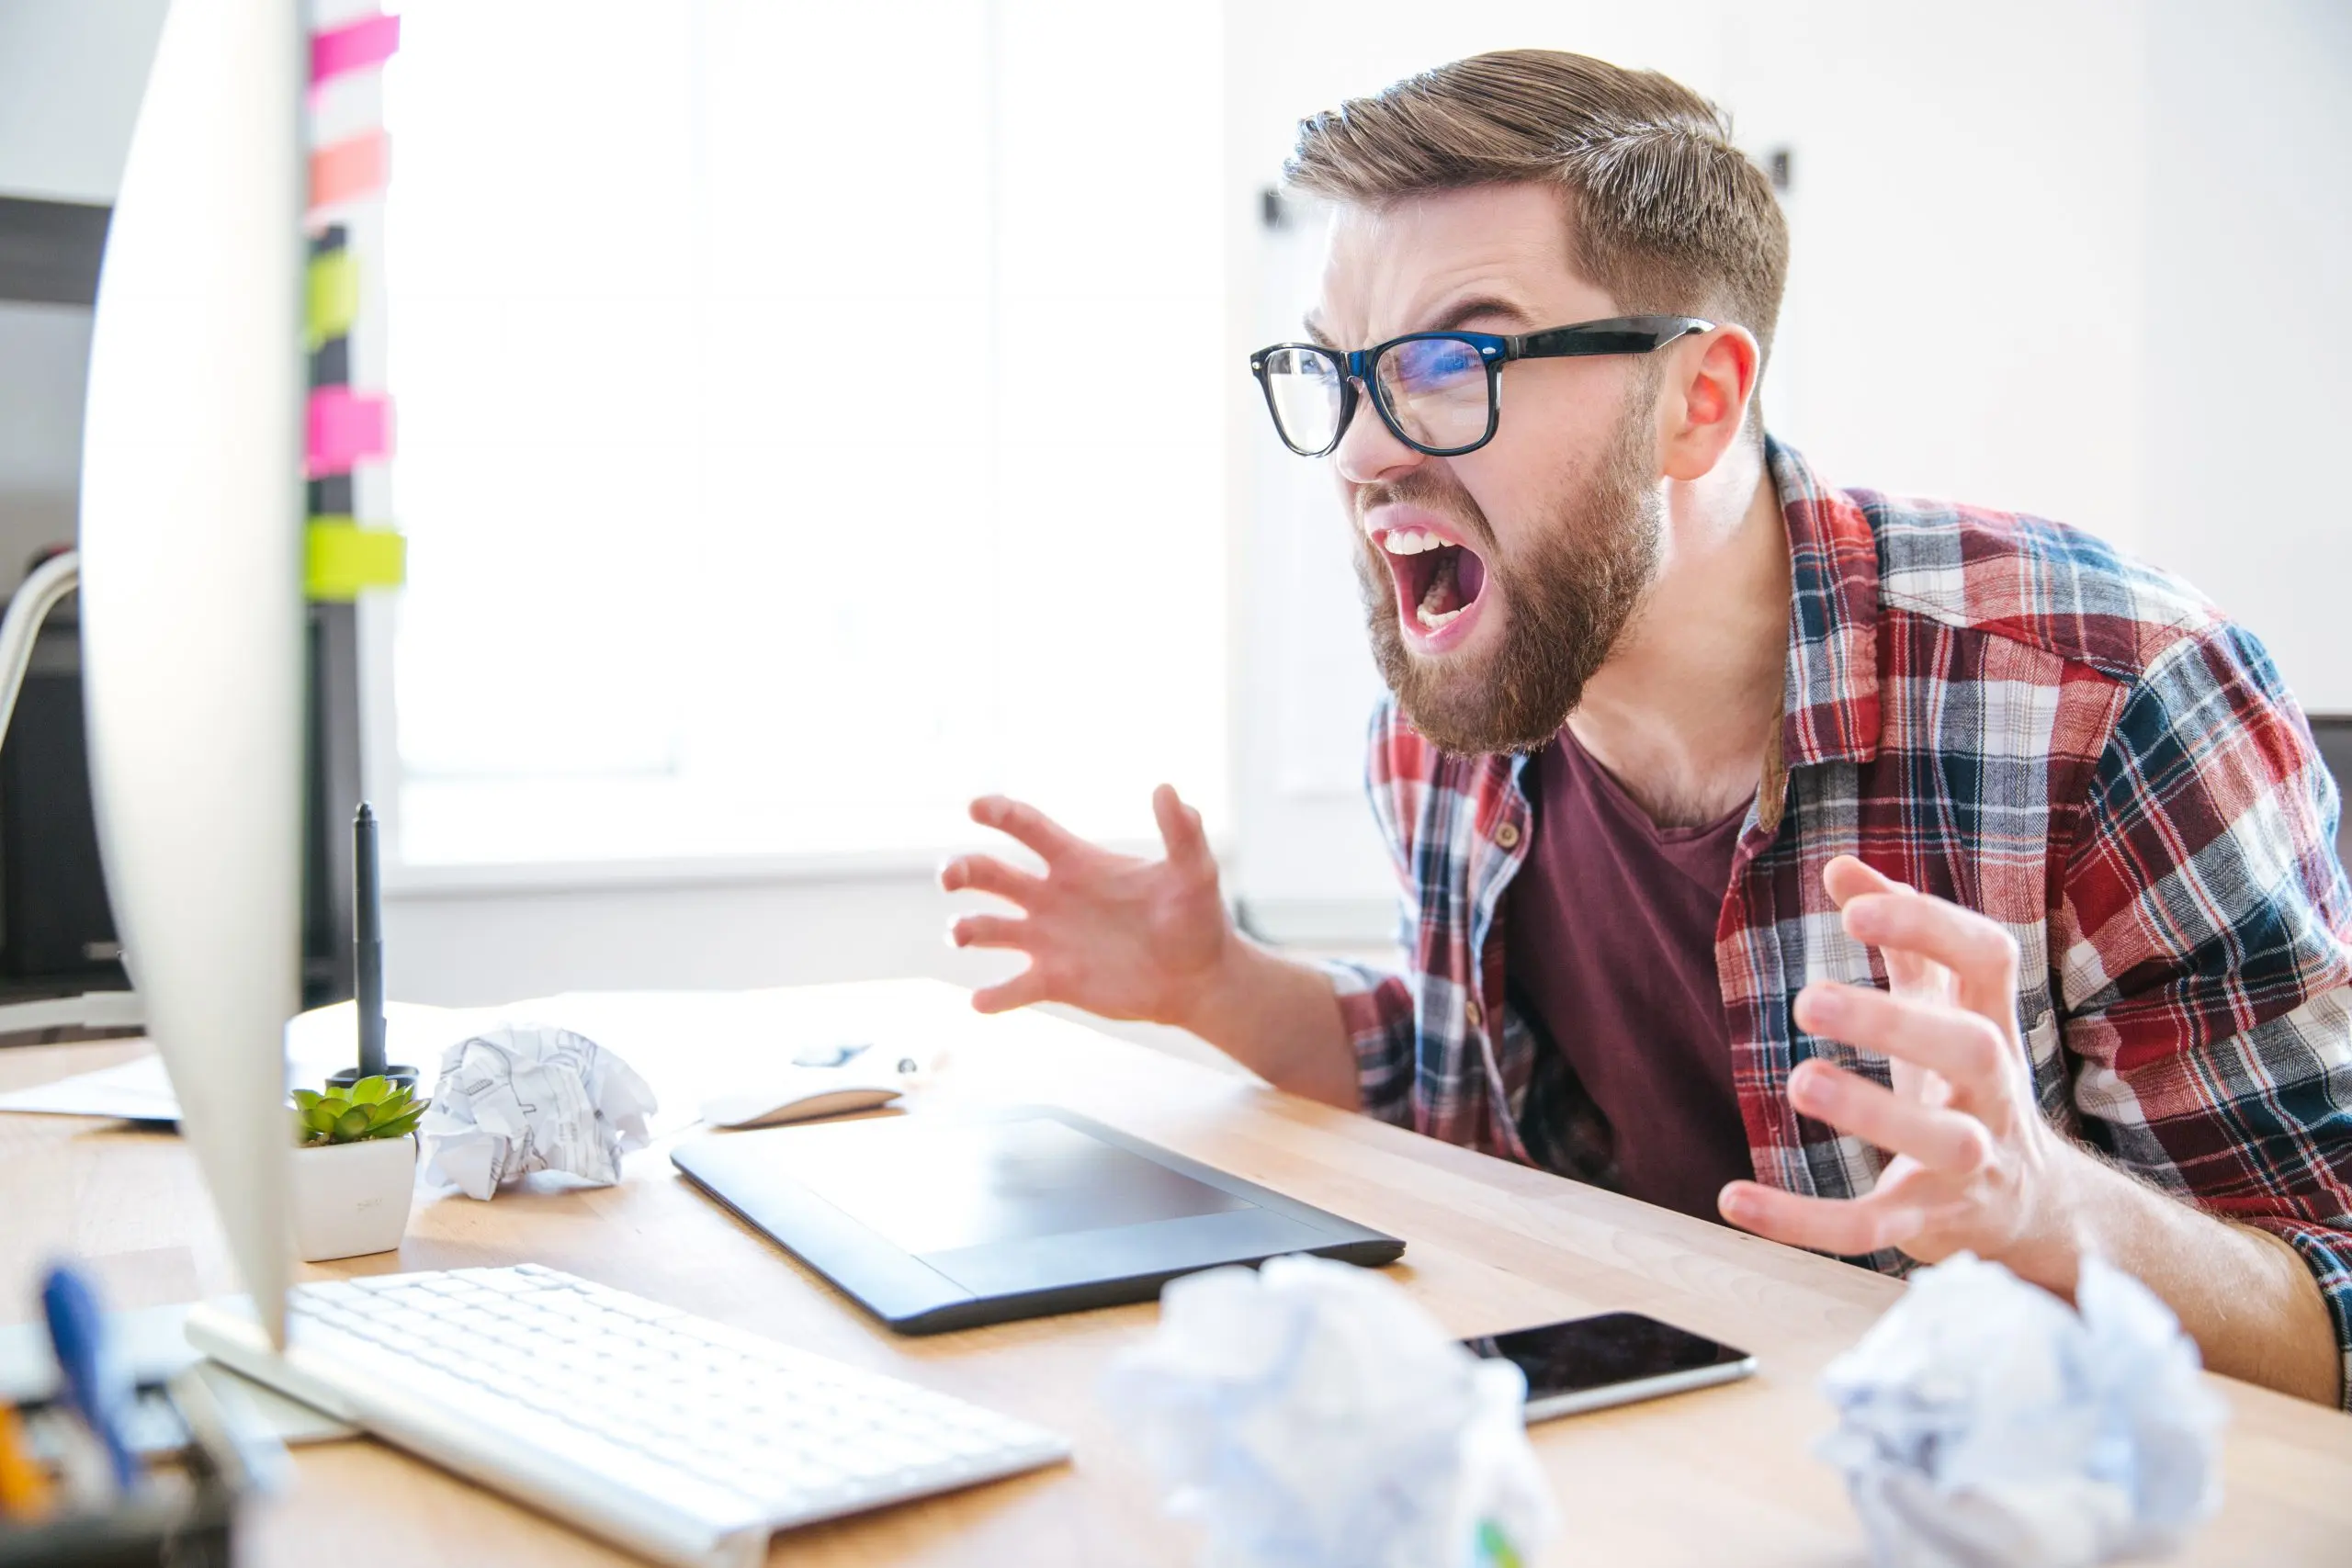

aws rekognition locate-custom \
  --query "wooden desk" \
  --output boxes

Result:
[4,980,2346,1565]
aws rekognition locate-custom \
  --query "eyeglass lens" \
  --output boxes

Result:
[1260,337,1493,455]
[1373,337,1488,450]
[1260,347,1346,454]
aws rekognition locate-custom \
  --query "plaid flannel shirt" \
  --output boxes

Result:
[1327,439,2352,1405]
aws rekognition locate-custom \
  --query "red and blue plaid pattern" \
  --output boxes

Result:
[1326,439,2352,1405]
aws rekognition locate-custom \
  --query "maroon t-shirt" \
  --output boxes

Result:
[1502,729,1755,1222]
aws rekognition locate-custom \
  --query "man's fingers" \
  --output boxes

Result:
[946,913,1033,953]
[968,970,1050,1015]
[1152,784,1213,874]
[1838,890,2021,1020]
[1793,982,2015,1104]
[938,852,1045,908]
[1717,1179,1928,1256]
[1787,1058,1994,1172]
[968,795,1085,864]
[1821,856,1949,1002]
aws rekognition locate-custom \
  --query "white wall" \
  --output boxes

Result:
[0,0,169,203]
[387,867,1012,1004]
[1721,0,2152,550]
[2140,0,2352,712]
[0,0,168,592]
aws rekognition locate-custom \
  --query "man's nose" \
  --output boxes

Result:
[1333,381,1424,487]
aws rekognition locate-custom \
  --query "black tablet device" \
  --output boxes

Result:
[671,1104,1405,1333]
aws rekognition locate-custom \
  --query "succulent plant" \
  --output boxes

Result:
[292,1075,428,1147]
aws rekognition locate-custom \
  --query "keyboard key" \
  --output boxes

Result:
[299,1280,368,1306]
[346,1274,412,1292]
[592,1291,685,1323]
[459,1268,545,1294]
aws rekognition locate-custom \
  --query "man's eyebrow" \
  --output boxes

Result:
[1425,295,1535,333]
[1298,296,1531,348]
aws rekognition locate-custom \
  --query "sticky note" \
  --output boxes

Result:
[311,13,401,85]
[306,248,358,350]
[310,130,389,211]
[306,519,406,601]
[306,388,393,476]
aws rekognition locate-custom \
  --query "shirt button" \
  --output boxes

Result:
[1466,999,1484,1029]
[1495,822,1521,850]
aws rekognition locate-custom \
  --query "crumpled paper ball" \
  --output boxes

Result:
[1819,1251,2225,1568]
[1102,1254,1555,1568]
[419,1022,658,1201]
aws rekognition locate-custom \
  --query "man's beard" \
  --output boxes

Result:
[1354,388,1663,755]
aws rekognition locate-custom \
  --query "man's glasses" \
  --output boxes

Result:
[1248,315,1713,458]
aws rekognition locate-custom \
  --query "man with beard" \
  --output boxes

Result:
[937,50,2352,1407]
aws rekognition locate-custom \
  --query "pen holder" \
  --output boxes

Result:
[0,1379,263,1568]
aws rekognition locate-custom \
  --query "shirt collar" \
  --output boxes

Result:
[1768,436,1882,770]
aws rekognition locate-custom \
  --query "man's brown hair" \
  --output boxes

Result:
[1285,49,1789,376]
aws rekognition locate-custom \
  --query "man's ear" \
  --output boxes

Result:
[1658,325,1761,481]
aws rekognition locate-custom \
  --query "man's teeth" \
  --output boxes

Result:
[1383,530,1447,555]
[1416,604,1463,629]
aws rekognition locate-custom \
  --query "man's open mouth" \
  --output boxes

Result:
[1375,524,1489,637]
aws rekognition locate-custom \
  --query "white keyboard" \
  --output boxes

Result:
[185,1265,1069,1568]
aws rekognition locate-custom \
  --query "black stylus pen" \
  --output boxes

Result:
[355,801,386,1080]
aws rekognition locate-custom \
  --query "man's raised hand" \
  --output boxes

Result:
[939,785,1236,1025]
[1717,855,2085,1291]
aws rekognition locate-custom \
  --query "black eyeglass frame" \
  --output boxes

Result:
[1248,314,1716,458]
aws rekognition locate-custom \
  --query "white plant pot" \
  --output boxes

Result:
[291,1134,418,1262]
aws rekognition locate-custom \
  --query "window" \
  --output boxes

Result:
[377,1,1227,874]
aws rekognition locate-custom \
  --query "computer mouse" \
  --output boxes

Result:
[699,1069,904,1130]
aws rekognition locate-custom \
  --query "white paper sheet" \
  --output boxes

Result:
[0,1054,183,1120]
[0,1000,480,1122]
[2,987,951,1135]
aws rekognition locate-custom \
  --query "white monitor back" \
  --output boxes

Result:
[77,0,306,1345]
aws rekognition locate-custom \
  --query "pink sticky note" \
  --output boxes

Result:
[310,130,389,212]
[307,389,394,477]
[311,14,401,86]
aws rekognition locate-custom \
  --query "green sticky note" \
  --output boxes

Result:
[306,248,360,350]
[306,518,405,601]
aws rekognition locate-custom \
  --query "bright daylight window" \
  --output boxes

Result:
[377,3,1227,873]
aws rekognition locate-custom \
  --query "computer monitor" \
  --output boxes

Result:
[76,0,307,1346]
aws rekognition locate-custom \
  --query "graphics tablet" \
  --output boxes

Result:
[671,1105,1404,1333]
